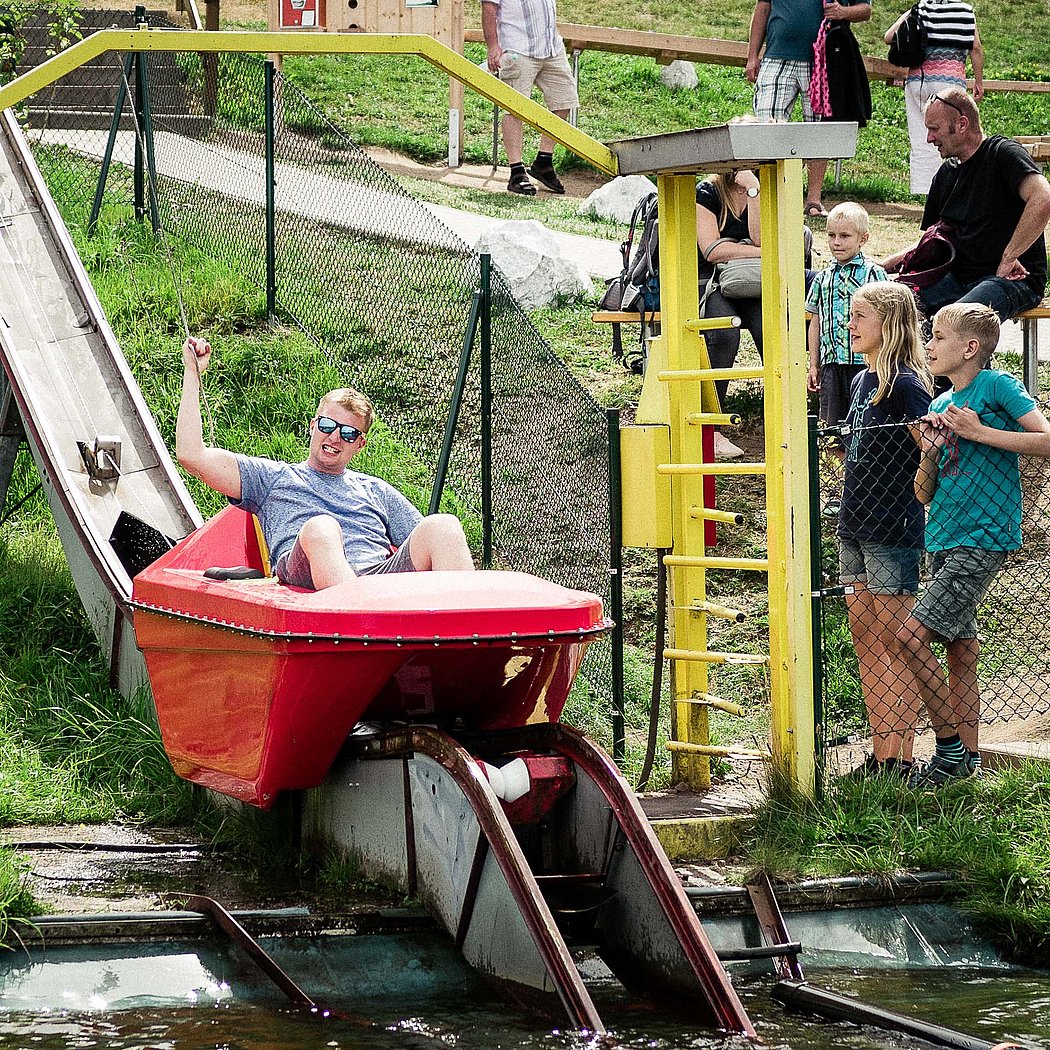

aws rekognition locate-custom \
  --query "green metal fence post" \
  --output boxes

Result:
[264,59,276,323]
[88,51,135,237]
[137,49,160,233]
[607,408,625,763]
[430,285,482,516]
[131,10,145,223]
[480,254,492,569]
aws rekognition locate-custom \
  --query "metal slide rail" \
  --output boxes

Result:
[485,722,754,1032]
[348,726,606,1033]
[0,109,201,690]
[338,723,755,1037]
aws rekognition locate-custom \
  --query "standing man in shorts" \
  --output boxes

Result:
[900,305,1050,786]
[745,0,872,217]
[482,0,579,196]
[177,337,475,591]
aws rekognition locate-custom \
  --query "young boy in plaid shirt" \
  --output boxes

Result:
[807,202,888,512]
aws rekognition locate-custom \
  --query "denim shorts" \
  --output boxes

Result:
[838,536,921,595]
[276,535,416,590]
[912,546,1009,641]
[918,272,1042,323]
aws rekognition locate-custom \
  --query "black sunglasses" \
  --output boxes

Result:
[931,92,965,116]
[314,416,363,443]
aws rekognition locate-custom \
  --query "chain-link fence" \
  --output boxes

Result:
[14,14,614,703]
[815,367,1050,782]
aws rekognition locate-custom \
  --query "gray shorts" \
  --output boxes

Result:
[499,50,579,111]
[839,537,921,596]
[276,535,417,590]
[912,546,1009,641]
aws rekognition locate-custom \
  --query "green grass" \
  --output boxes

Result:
[748,761,1050,965]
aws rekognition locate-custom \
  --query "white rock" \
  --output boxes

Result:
[659,60,698,90]
[475,219,593,310]
[577,174,657,225]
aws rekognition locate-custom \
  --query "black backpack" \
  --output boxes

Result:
[887,3,928,68]
[598,192,660,373]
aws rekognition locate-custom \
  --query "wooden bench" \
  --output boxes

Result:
[1019,297,1050,394]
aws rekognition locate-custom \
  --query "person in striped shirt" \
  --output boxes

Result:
[884,0,984,194]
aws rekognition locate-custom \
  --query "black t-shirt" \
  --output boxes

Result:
[838,367,933,548]
[923,136,1047,297]
[696,180,750,279]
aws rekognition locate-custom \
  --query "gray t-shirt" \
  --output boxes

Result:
[232,454,423,571]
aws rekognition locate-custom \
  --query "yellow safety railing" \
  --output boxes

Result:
[0,28,617,175]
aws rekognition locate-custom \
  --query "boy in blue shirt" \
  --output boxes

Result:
[899,304,1050,786]
[806,202,887,514]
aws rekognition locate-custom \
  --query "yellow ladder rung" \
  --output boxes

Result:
[663,647,769,666]
[685,600,746,622]
[678,692,745,716]
[664,554,769,571]
[690,505,745,525]
[687,412,742,427]
[658,367,765,383]
[658,462,766,476]
[683,316,740,333]
[666,741,771,761]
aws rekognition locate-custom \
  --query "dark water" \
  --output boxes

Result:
[0,932,1048,1049]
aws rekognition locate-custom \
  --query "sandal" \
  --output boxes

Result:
[507,168,537,196]
[803,201,828,218]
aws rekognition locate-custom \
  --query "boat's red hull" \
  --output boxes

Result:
[132,507,609,807]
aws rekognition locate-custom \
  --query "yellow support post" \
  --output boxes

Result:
[759,160,817,797]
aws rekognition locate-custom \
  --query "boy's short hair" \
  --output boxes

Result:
[826,201,870,235]
[319,387,375,430]
[934,303,1001,364]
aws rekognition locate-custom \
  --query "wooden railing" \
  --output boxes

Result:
[464,23,1050,94]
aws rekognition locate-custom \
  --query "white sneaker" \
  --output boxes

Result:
[713,432,745,460]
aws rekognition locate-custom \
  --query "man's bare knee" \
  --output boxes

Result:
[409,514,473,571]
[299,514,343,550]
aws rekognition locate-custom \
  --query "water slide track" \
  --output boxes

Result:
[0,109,200,692]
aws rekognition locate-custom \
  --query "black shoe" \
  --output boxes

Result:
[907,751,976,788]
[839,754,912,782]
[508,169,536,196]
[527,163,565,194]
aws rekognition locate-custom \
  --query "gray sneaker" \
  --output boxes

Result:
[907,752,976,788]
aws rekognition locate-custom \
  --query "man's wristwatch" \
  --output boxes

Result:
[746,186,759,198]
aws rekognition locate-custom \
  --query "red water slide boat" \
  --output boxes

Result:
[131,506,610,807]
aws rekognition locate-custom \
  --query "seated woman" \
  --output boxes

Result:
[696,172,814,458]
[696,170,764,459]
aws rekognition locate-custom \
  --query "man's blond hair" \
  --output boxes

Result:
[318,388,375,430]
[934,303,1001,364]
[827,201,870,235]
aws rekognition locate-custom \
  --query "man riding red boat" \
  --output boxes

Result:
[176,337,475,590]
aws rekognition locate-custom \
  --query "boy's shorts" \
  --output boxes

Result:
[912,547,1009,641]
[499,50,579,111]
[819,363,864,444]
[838,537,921,596]
[276,535,417,590]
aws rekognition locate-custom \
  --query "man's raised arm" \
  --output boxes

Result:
[998,172,1050,281]
[176,337,243,500]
